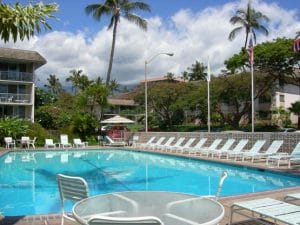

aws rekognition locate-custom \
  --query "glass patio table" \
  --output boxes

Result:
[72,191,224,225]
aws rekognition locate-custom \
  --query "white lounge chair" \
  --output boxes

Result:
[266,142,300,168]
[60,134,72,148]
[104,136,126,147]
[88,215,163,225]
[155,137,175,151]
[230,140,266,161]
[242,140,283,163]
[175,138,196,153]
[288,154,300,168]
[73,138,86,148]
[45,139,56,149]
[4,137,16,149]
[138,136,156,148]
[198,139,222,156]
[284,192,300,202]
[57,174,89,225]
[184,138,208,155]
[217,139,249,159]
[146,137,166,150]
[210,139,235,158]
[230,197,300,225]
[165,137,185,152]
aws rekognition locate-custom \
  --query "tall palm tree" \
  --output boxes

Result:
[44,74,62,96]
[228,1,269,48]
[85,0,150,86]
[0,1,57,43]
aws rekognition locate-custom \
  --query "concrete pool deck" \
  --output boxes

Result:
[0,146,300,225]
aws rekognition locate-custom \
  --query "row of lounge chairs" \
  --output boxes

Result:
[135,136,300,167]
[230,192,300,225]
[45,135,88,149]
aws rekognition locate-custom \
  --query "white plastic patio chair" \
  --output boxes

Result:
[266,142,300,168]
[57,174,89,225]
[73,138,86,148]
[45,139,56,149]
[60,134,72,148]
[242,140,283,163]
[21,136,30,149]
[28,137,37,149]
[4,137,16,149]
[87,215,163,225]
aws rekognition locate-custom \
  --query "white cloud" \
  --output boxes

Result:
[1,0,299,86]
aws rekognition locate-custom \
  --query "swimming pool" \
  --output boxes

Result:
[0,149,300,216]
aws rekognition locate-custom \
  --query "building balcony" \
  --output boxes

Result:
[0,71,34,82]
[0,93,32,104]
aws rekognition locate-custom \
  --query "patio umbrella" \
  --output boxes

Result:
[101,115,134,124]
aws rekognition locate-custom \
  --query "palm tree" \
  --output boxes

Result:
[44,74,62,96]
[186,61,207,81]
[0,2,57,43]
[228,1,269,48]
[85,0,150,86]
[289,101,300,129]
[66,69,92,95]
[109,79,120,94]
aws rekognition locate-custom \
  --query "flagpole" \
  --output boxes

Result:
[248,30,255,133]
[251,60,254,133]
[207,58,211,133]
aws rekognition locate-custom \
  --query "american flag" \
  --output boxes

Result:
[247,36,254,65]
[294,36,300,52]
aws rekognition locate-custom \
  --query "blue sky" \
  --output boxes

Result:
[1,0,300,85]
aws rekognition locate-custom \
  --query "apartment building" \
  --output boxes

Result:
[0,47,46,121]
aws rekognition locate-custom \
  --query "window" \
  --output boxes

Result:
[19,64,26,72]
[8,85,17,94]
[279,94,285,102]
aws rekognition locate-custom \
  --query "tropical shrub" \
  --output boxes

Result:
[0,117,29,144]
[27,122,53,147]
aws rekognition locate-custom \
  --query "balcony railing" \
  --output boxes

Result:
[0,71,34,82]
[0,93,31,104]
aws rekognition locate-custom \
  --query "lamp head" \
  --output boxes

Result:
[166,53,174,56]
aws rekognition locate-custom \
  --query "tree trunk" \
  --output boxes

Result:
[106,19,118,86]
[298,114,300,130]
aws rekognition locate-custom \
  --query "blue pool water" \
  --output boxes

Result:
[0,149,300,216]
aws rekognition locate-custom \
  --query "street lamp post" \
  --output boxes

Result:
[144,52,174,132]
